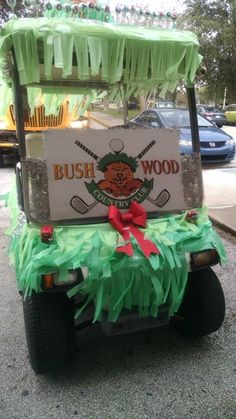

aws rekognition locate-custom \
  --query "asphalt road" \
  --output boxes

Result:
[0,169,236,419]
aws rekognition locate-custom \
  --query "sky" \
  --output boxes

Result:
[147,1,185,11]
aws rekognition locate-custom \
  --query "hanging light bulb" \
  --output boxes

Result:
[6,0,16,18]
[77,2,86,19]
[6,0,16,8]
[63,3,72,13]
[72,4,79,14]
[45,2,53,11]
[172,12,177,20]
[6,0,16,14]
[115,5,122,14]
[23,0,32,7]
[55,2,63,11]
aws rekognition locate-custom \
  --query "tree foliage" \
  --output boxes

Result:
[0,1,43,27]
[184,0,236,104]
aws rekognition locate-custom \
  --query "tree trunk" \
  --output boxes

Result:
[103,97,109,111]
[139,95,146,112]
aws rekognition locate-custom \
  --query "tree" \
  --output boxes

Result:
[184,0,236,104]
[0,1,43,27]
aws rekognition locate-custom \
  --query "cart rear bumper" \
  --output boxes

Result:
[99,303,170,336]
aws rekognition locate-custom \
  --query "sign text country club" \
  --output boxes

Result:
[53,159,180,180]
[85,178,153,208]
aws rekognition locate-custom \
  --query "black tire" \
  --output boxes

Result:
[170,268,225,338]
[23,292,76,374]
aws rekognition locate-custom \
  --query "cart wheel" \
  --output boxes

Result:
[23,292,76,374]
[170,268,225,338]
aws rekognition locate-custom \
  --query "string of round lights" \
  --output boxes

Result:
[5,1,178,28]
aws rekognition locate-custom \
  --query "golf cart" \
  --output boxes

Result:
[0,2,226,374]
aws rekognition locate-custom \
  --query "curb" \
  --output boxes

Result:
[209,215,236,237]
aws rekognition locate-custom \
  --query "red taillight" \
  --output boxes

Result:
[186,210,198,223]
[40,225,54,243]
[42,273,54,289]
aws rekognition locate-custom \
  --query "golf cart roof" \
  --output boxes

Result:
[0,18,202,96]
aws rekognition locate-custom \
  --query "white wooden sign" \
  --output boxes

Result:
[43,128,185,221]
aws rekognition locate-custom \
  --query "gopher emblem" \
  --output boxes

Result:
[97,161,143,197]
[74,137,155,210]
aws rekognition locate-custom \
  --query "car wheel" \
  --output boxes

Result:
[23,292,76,374]
[170,268,225,338]
[217,124,223,128]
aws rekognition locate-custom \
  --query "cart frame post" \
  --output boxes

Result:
[12,49,26,159]
[187,86,200,153]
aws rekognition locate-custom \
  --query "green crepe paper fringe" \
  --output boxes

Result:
[0,83,97,117]
[6,187,226,323]
[0,18,202,96]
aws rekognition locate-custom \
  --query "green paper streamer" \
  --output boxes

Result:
[0,83,96,117]
[0,18,202,96]
[6,186,227,324]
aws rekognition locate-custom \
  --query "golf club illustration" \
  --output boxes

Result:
[70,138,170,214]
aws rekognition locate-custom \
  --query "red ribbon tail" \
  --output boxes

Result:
[116,242,133,256]
[142,239,160,258]
[130,226,159,258]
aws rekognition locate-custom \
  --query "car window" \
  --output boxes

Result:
[157,110,184,127]
[205,106,222,113]
[158,102,175,108]
[137,111,160,127]
[225,105,236,112]
[159,110,213,128]
[197,106,205,113]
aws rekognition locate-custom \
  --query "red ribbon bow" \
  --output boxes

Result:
[108,201,159,258]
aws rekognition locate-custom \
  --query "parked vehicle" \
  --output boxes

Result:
[0,99,89,167]
[224,104,236,125]
[147,100,176,109]
[127,108,235,163]
[128,96,139,109]
[196,105,226,128]
[0,130,18,168]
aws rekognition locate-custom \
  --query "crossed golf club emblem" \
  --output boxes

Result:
[70,138,170,214]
